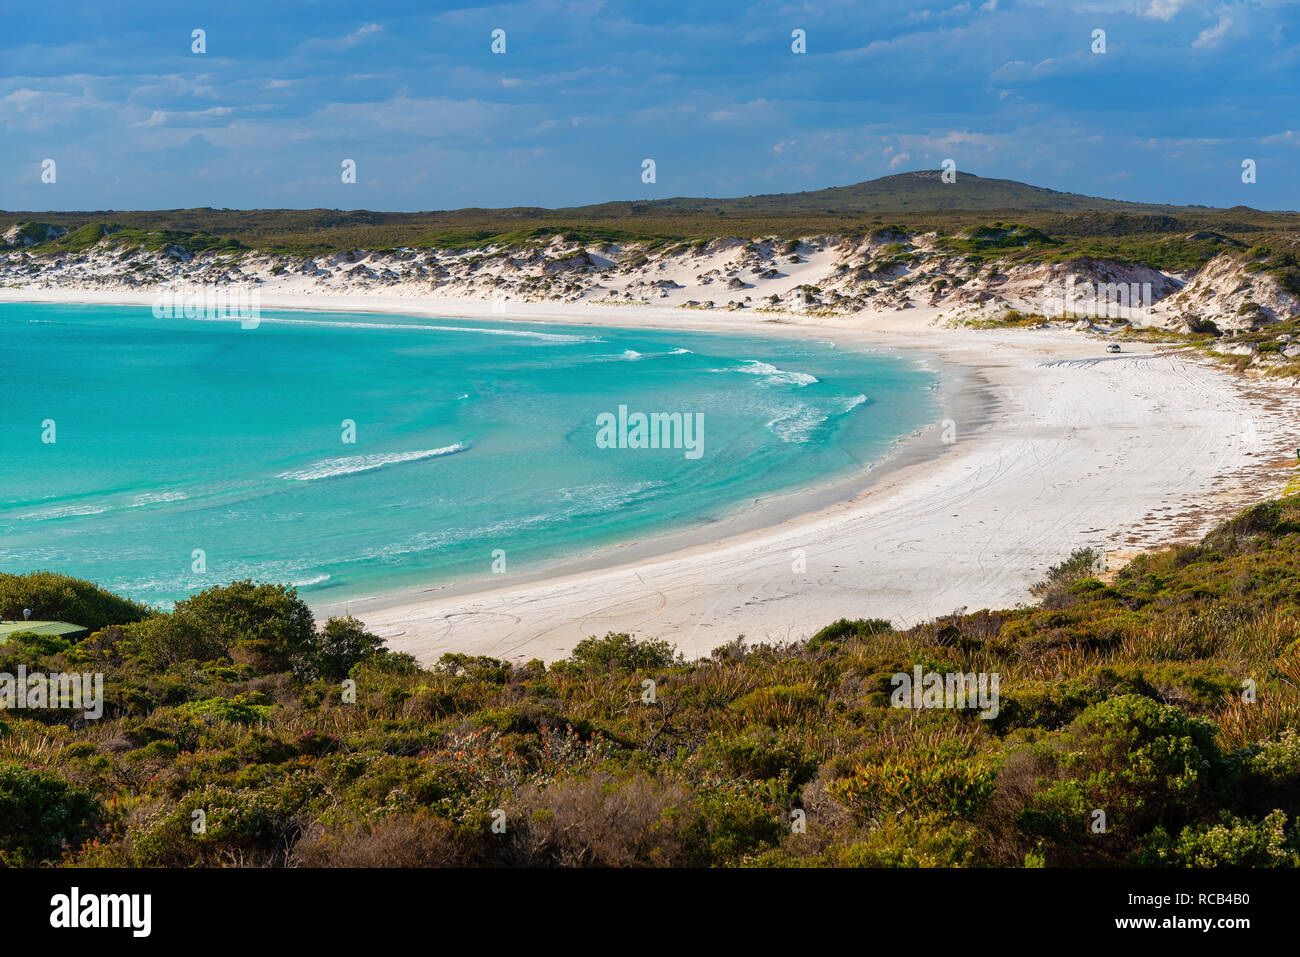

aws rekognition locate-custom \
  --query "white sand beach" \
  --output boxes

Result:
[349,303,1299,663]
[7,287,1295,664]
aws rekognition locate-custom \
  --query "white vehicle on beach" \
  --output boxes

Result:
[1106,343,1121,353]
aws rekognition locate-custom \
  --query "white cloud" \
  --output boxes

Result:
[1192,13,1233,47]
[344,23,383,46]
[1140,0,1192,21]
[1260,129,1299,146]
[302,23,383,53]
[132,106,233,128]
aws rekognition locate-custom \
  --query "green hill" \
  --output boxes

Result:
[562,170,1211,216]
[4,171,1298,258]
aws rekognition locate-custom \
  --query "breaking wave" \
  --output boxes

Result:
[766,393,869,443]
[709,360,819,386]
[278,444,467,481]
[20,491,190,522]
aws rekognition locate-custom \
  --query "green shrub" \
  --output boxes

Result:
[0,763,99,865]
[837,814,985,867]
[1,631,71,656]
[564,633,679,672]
[991,679,1106,733]
[830,748,996,822]
[131,784,290,866]
[1245,729,1300,779]
[807,618,892,648]
[997,696,1226,863]
[1202,500,1284,552]
[131,581,317,674]
[121,613,229,669]
[310,616,386,680]
[688,779,787,864]
[1137,811,1299,867]
[0,571,153,632]
[176,694,274,725]
[435,653,511,683]
[707,726,819,784]
[1030,548,1103,603]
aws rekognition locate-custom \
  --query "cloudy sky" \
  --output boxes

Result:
[2,0,1297,211]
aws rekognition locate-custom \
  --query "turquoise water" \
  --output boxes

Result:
[0,303,938,609]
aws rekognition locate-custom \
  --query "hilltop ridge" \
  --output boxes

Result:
[3,170,1296,257]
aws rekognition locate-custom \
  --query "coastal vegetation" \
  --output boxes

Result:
[2,491,1298,868]
[5,171,1300,266]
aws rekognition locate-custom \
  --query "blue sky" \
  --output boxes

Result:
[2,0,1297,211]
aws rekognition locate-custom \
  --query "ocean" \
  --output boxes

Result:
[0,302,938,610]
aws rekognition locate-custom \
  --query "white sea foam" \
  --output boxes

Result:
[556,480,665,510]
[19,490,190,521]
[278,444,467,481]
[132,491,189,506]
[766,394,868,443]
[766,405,826,443]
[709,360,819,386]
[596,348,689,361]
[109,565,329,600]
[741,360,819,386]
[20,503,113,520]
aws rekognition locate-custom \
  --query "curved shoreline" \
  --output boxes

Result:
[3,288,1298,664]
[338,304,1300,664]
[0,293,983,616]
[312,347,996,620]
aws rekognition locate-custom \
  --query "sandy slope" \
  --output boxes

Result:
[4,288,1296,663]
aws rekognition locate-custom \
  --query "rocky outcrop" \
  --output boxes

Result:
[1148,253,1300,332]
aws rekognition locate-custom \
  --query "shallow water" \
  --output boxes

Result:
[0,303,938,609]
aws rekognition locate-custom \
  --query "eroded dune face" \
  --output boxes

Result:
[1148,253,1300,332]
